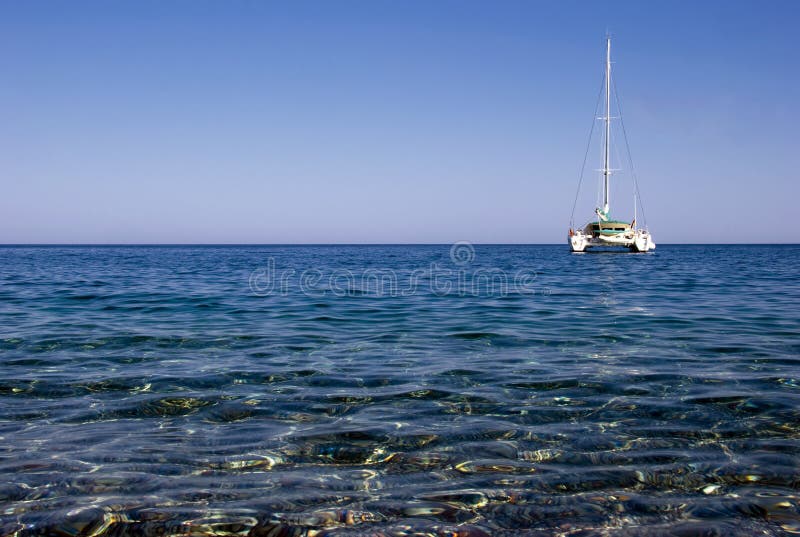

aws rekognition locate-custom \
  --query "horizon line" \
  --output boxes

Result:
[1,242,798,247]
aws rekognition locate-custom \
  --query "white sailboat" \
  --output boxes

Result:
[568,37,655,253]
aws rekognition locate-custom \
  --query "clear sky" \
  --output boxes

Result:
[0,1,797,244]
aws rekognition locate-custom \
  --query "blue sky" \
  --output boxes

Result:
[0,1,797,243]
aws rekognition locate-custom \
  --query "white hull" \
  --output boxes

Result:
[569,229,655,252]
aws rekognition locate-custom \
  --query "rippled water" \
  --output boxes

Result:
[1,245,799,536]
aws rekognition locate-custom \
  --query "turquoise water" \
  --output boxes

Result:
[1,244,799,536]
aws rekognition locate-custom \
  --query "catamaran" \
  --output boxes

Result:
[568,37,655,253]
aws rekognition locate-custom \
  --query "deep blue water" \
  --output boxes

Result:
[1,244,799,536]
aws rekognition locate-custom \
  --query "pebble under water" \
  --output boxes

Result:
[1,244,799,536]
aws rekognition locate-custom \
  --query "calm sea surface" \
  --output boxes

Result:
[1,245,799,536]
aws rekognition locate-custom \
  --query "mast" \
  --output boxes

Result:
[602,36,611,215]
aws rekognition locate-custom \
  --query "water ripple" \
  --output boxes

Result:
[1,245,799,535]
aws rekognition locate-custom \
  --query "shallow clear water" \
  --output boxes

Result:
[1,244,799,536]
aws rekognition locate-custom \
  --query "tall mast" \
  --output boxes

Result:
[603,36,611,215]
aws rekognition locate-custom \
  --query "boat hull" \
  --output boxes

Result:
[569,230,655,252]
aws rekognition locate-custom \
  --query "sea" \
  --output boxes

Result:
[1,244,799,536]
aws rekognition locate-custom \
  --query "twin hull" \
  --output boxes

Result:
[569,229,655,252]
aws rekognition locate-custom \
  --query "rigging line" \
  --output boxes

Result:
[611,134,637,223]
[611,129,631,198]
[570,73,606,229]
[612,76,648,228]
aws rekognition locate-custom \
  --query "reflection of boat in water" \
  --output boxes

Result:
[569,37,655,253]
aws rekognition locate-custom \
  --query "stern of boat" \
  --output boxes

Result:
[632,230,655,252]
[568,230,588,252]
